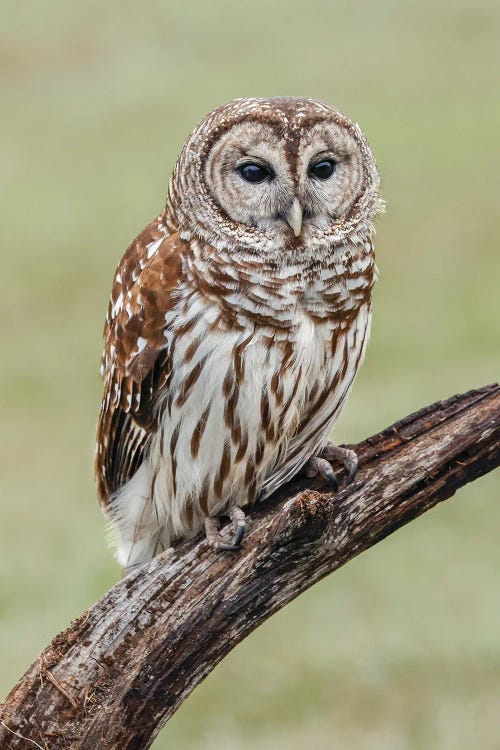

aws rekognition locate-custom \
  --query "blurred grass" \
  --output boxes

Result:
[0,1,499,748]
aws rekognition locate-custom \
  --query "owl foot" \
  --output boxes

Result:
[205,506,246,552]
[305,443,358,491]
[322,443,358,482]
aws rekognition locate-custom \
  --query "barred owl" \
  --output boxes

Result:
[96,97,382,573]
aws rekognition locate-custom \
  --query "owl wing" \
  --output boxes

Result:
[96,216,184,506]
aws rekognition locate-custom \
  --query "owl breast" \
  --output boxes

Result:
[137,242,374,544]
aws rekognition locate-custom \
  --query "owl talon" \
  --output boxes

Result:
[215,542,242,552]
[204,509,246,552]
[320,443,359,485]
[305,445,359,491]
[304,456,339,491]
[347,460,358,483]
[232,520,246,548]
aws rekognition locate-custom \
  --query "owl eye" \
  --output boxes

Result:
[237,163,274,184]
[309,159,336,180]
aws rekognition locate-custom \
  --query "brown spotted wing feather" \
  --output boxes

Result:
[95,216,184,505]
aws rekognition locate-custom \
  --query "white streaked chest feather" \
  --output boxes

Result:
[144,283,372,540]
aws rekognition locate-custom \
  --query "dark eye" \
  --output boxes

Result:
[309,159,336,180]
[238,162,273,184]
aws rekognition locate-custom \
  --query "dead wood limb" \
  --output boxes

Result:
[1,384,499,750]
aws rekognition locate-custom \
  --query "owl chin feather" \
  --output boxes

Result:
[96,97,381,572]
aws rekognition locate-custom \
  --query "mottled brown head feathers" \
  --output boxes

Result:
[166,97,382,255]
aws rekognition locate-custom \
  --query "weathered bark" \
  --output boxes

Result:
[1,384,499,750]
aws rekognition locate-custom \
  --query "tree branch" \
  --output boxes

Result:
[1,384,499,750]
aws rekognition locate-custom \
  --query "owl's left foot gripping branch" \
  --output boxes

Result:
[304,442,358,492]
[205,506,247,552]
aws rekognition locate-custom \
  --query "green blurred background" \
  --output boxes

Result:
[1,1,499,747]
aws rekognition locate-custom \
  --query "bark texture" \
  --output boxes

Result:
[1,384,499,750]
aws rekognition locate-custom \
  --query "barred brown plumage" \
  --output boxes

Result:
[95,97,383,572]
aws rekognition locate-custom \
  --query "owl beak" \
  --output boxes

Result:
[285,198,303,237]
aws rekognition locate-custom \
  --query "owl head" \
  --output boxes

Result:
[167,97,382,254]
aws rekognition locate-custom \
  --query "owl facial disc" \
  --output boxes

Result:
[168,97,381,252]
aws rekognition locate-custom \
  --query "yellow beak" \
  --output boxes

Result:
[285,198,303,237]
